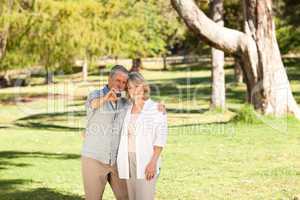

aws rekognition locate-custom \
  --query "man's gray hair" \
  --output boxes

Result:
[109,65,129,78]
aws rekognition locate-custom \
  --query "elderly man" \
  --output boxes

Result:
[81,65,164,200]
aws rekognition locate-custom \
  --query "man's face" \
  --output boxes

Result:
[108,72,128,91]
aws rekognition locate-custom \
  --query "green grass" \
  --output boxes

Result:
[0,60,300,199]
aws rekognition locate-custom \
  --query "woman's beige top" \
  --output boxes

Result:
[128,113,139,152]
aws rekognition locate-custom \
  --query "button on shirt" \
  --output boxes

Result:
[82,85,129,165]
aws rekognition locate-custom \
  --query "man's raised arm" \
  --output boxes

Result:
[89,88,118,109]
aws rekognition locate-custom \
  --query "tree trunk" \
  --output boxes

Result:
[130,58,142,72]
[82,58,88,82]
[210,0,225,110]
[0,0,13,61]
[45,65,53,84]
[162,54,168,71]
[171,0,300,118]
[114,56,119,65]
[0,33,8,61]
[234,56,243,84]
[242,0,300,117]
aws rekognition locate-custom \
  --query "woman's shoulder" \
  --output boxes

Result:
[143,99,166,118]
[144,99,158,110]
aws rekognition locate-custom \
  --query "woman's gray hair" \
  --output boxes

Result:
[127,72,150,100]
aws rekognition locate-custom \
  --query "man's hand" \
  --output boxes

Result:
[104,88,118,102]
[157,102,166,114]
[145,160,157,181]
[90,88,117,109]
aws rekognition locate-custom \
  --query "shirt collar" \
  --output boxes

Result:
[129,99,152,112]
[102,84,110,95]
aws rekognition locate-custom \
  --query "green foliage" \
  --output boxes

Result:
[274,0,300,54]
[1,0,300,75]
[27,0,82,72]
[275,18,300,54]
[74,0,106,60]
[0,0,36,72]
[99,0,184,58]
[1,0,185,74]
[282,0,300,27]
[223,0,242,30]
[233,104,261,124]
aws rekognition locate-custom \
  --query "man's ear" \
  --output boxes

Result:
[108,76,112,88]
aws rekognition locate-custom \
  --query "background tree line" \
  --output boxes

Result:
[0,0,184,84]
[0,0,300,117]
[1,0,299,83]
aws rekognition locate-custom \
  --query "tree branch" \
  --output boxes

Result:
[171,0,250,54]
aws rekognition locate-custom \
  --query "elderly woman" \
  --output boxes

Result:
[117,72,168,200]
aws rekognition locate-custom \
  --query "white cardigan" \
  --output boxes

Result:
[117,99,168,179]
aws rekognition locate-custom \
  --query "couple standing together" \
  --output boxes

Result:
[81,65,168,200]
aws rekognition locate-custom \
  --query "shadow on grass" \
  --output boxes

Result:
[169,63,211,71]
[148,76,210,86]
[88,69,110,77]
[0,151,80,171]
[284,58,300,81]
[167,108,209,114]
[0,151,80,176]
[17,111,85,121]
[15,110,85,132]
[0,186,83,200]
[149,81,245,104]
[168,121,231,129]
[0,179,32,191]
[0,160,32,170]
[0,151,80,160]
[144,62,211,72]
[14,122,83,132]
[67,101,85,107]
[293,91,300,103]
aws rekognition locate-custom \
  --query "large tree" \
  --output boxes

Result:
[171,0,300,118]
[209,0,225,110]
[98,0,183,72]
[28,0,82,84]
[0,0,11,61]
[75,0,106,81]
[0,0,36,86]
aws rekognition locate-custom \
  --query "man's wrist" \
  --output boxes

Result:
[103,95,108,102]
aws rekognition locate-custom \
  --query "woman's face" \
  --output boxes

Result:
[127,81,144,101]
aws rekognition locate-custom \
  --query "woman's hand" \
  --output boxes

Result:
[145,160,157,181]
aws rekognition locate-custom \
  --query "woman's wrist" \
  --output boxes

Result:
[150,156,159,163]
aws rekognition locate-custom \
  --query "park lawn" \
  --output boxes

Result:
[0,61,300,199]
[1,119,300,200]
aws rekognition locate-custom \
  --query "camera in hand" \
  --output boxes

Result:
[116,91,126,98]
